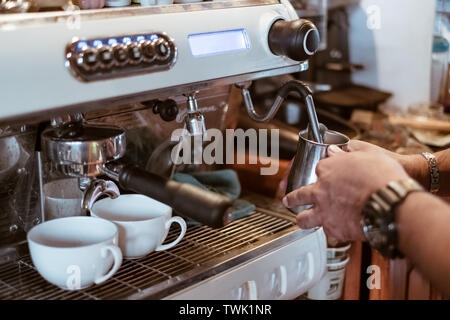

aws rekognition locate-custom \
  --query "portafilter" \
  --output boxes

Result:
[41,122,233,228]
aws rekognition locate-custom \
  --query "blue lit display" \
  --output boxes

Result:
[122,37,132,44]
[149,34,159,41]
[188,29,250,57]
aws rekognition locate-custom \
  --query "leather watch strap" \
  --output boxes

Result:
[362,178,424,259]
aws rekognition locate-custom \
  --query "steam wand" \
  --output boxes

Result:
[236,80,323,144]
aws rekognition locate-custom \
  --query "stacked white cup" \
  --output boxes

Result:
[307,243,352,300]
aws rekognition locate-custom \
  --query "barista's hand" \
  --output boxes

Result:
[348,139,394,154]
[282,146,410,241]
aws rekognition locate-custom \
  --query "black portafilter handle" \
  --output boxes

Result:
[117,165,234,229]
[268,19,320,61]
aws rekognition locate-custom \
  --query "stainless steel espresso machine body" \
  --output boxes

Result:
[1,0,309,123]
[0,0,327,300]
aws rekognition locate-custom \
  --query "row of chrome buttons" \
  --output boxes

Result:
[72,37,174,74]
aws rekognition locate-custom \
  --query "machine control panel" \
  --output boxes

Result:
[66,33,177,82]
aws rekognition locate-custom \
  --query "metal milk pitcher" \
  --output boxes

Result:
[286,126,349,214]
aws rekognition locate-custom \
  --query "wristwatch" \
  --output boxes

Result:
[361,178,424,259]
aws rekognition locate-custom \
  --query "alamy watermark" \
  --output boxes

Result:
[65,4,81,31]
[366,5,381,30]
[66,265,81,290]
[170,128,280,175]
[367,264,381,290]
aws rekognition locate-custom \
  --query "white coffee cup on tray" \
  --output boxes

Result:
[27,216,122,290]
[91,194,187,259]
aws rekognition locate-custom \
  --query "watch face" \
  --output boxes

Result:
[362,221,388,250]
[361,201,390,251]
[361,179,421,259]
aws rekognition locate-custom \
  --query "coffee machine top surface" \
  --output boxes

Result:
[0,0,309,125]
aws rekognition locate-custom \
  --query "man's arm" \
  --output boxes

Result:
[282,148,450,295]
[349,141,450,196]
[397,192,450,295]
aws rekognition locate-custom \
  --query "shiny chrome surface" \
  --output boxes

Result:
[0,207,305,300]
[81,179,120,212]
[50,113,84,127]
[41,123,126,177]
[0,124,34,139]
[286,128,349,214]
[65,32,177,83]
[185,113,206,137]
[184,92,206,136]
[237,78,321,126]
[304,94,322,143]
[237,81,285,122]
[0,0,32,14]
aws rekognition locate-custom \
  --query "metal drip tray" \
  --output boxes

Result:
[0,208,301,300]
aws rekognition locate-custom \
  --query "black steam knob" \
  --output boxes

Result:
[268,19,320,61]
[152,99,179,122]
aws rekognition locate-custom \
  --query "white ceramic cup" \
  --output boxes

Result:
[326,243,351,264]
[307,256,350,300]
[27,216,122,290]
[91,194,187,259]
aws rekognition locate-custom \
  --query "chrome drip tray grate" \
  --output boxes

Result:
[0,209,296,300]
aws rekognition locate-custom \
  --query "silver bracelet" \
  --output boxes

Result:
[421,152,440,194]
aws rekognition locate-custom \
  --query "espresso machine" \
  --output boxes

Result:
[0,0,327,299]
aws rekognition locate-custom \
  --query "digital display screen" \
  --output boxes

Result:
[188,29,251,57]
